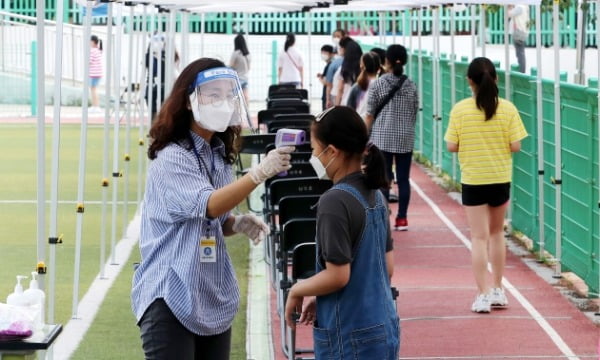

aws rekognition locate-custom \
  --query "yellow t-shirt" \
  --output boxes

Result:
[444,97,528,185]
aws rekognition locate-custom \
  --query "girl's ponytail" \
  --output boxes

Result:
[362,142,389,190]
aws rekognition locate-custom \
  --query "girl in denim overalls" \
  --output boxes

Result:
[285,106,400,359]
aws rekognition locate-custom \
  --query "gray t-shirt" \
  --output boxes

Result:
[317,172,393,267]
[229,50,250,82]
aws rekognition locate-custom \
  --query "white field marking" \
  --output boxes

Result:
[410,178,581,360]
[51,214,140,360]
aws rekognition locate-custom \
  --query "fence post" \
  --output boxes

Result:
[31,40,37,116]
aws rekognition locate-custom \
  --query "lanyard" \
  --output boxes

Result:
[189,138,215,186]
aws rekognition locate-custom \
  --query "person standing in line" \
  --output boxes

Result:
[365,44,419,231]
[131,58,294,359]
[317,45,335,111]
[229,33,251,103]
[444,57,527,313]
[277,33,304,88]
[508,4,529,73]
[333,37,362,106]
[325,29,346,108]
[89,35,103,113]
[285,106,399,359]
[346,51,380,119]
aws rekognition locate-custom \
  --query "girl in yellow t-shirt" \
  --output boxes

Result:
[445,57,527,314]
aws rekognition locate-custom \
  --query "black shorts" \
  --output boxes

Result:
[461,182,510,207]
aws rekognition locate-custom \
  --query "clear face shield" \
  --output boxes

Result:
[188,67,251,133]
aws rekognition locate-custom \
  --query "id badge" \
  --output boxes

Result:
[200,237,217,263]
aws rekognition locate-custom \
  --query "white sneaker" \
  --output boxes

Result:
[490,287,508,307]
[471,293,491,313]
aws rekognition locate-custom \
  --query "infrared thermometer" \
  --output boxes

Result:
[275,128,305,176]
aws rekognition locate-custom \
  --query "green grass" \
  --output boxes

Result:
[0,124,250,359]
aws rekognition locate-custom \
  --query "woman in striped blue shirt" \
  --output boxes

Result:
[131,58,294,359]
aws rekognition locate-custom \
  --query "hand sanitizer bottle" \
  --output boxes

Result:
[24,271,45,330]
[6,275,28,306]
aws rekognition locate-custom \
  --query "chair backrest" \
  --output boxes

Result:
[278,195,319,225]
[282,219,316,253]
[265,163,317,189]
[292,242,317,281]
[268,83,296,95]
[268,177,332,210]
[273,113,315,122]
[257,108,296,126]
[267,99,310,113]
[239,134,276,154]
[268,89,308,100]
[265,144,312,164]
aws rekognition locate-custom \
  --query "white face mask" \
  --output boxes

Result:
[191,100,235,133]
[332,37,340,46]
[309,148,335,180]
[321,53,329,62]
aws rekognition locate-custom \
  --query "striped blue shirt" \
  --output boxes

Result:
[131,130,240,336]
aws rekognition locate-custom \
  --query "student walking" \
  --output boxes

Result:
[89,35,103,112]
[365,44,419,231]
[444,57,528,313]
[229,33,251,103]
[277,33,304,88]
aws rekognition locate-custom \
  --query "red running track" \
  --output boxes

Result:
[271,162,599,360]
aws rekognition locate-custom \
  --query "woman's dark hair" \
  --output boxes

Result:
[356,52,380,91]
[339,38,363,84]
[321,44,334,53]
[91,35,102,51]
[234,33,249,56]
[385,44,407,77]
[312,106,388,189]
[468,57,499,121]
[332,28,347,39]
[284,33,295,52]
[370,47,386,74]
[148,58,241,163]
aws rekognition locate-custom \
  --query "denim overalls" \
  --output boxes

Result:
[314,183,400,359]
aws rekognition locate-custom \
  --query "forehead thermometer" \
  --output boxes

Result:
[275,129,305,176]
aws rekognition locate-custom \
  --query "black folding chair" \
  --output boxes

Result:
[268,83,297,95]
[258,108,297,130]
[273,113,315,122]
[267,120,312,135]
[268,99,310,113]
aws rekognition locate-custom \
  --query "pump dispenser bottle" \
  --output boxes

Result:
[24,271,45,330]
[6,275,28,306]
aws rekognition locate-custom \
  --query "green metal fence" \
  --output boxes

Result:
[4,1,598,48]
[410,50,600,296]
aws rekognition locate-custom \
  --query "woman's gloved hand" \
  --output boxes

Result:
[248,146,295,184]
[232,213,270,245]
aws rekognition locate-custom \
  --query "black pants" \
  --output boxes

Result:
[381,151,413,219]
[139,299,232,360]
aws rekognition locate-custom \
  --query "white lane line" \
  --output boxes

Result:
[410,178,581,360]
[51,214,140,360]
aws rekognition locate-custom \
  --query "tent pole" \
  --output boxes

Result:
[181,11,189,68]
[47,0,63,335]
[72,0,93,319]
[99,0,114,281]
[480,4,486,57]
[122,3,135,238]
[418,8,423,154]
[471,4,476,60]
[35,0,46,297]
[535,4,545,263]
[552,0,563,279]
[450,5,457,182]
[137,4,149,206]
[110,2,124,266]
[307,11,312,100]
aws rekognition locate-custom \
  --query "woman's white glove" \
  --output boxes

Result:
[232,213,270,245]
[248,146,295,184]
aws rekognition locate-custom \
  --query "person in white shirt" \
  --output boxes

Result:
[277,33,304,88]
[508,4,529,73]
